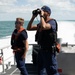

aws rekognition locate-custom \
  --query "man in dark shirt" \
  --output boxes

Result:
[27,6,59,75]
[11,18,28,75]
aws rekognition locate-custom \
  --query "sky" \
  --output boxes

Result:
[0,0,75,21]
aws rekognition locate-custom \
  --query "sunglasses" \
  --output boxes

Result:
[15,22,21,24]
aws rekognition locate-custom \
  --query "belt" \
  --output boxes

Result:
[40,46,52,50]
[13,47,25,52]
[40,46,56,54]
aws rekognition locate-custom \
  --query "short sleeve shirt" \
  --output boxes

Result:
[21,30,28,40]
[16,30,28,48]
[48,19,57,32]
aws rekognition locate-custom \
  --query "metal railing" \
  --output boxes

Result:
[61,43,75,47]
[0,43,75,74]
[0,44,36,74]
[0,45,14,74]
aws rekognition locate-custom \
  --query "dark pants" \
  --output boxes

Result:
[15,52,28,75]
[38,49,59,75]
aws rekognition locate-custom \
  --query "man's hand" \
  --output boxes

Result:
[40,10,44,16]
[22,53,26,59]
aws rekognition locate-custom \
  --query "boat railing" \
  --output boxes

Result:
[0,43,75,74]
[0,44,36,74]
[0,45,15,74]
[61,43,75,47]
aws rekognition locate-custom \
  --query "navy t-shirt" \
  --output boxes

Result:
[20,30,28,40]
[11,29,28,49]
[37,19,57,32]
[36,19,57,47]
[47,19,57,32]
[16,30,28,48]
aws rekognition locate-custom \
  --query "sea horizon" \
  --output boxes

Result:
[0,20,75,44]
[0,19,75,21]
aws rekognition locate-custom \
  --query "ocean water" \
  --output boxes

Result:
[0,21,38,39]
[0,20,75,44]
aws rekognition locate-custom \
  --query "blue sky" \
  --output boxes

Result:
[0,0,75,21]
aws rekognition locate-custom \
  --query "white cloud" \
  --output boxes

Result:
[27,0,38,3]
[0,0,17,5]
[0,0,75,12]
[57,1,75,11]
[0,0,75,20]
[40,0,75,11]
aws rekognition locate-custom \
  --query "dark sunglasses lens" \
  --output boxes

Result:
[15,22,21,24]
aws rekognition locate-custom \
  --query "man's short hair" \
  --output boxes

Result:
[16,18,24,24]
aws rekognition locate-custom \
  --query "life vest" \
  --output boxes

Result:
[11,28,25,50]
[35,19,60,53]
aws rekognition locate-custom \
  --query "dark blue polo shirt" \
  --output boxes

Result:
[47,19,57,32]
[16,30,28,48]
[36,19,57,48]
[11,29,28,49]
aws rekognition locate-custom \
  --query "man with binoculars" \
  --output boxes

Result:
[27,5,59,75]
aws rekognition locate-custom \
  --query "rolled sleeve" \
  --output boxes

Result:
[48,20,56,32]
[21,30,28,40]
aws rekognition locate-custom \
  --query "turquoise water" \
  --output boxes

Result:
[0,21,39,38]
[0,20,75,43]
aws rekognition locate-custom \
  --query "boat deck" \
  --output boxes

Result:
[1,63,64,75]
[1,63,38,75]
